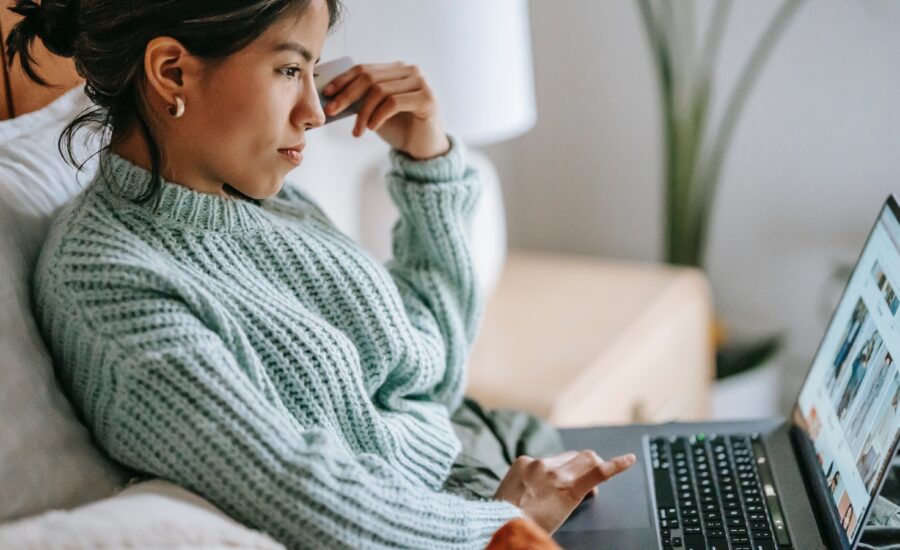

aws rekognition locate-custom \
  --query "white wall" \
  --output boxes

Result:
[482,0,900,412]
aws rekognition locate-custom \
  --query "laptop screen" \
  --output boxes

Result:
[796,198,900,543]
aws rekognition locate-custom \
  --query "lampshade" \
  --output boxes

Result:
[320,0,537,146]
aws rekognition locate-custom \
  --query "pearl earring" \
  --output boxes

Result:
[167,95,185,118]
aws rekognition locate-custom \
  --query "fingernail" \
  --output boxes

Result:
[324,84,333,94]
[626,454,636,464]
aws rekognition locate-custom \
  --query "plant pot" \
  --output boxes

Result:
[711,356,781,420]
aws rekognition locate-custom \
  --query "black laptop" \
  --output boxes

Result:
[554,195,900,550]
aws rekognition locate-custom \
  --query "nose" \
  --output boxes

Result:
[294,73,326,130]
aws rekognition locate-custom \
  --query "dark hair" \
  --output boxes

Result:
[6,0,344,208]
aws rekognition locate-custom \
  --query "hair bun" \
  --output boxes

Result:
[9,0,80,58]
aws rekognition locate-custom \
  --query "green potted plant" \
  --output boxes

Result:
[636,0,806,379]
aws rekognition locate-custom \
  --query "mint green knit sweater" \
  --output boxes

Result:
[31,133,523,549]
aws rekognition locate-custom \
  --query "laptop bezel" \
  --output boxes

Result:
[788,194,900,549]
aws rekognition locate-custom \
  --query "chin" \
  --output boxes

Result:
[240,174,284,200]
[258,179,285,200]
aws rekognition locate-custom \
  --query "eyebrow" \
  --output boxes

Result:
[272,41,320,64]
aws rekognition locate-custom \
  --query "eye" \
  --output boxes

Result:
[279,67,302,79]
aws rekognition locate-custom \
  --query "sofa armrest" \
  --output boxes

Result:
[467,249,715,427]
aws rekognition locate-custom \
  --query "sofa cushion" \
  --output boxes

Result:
[0,85,132,522]
[0,478,285,549]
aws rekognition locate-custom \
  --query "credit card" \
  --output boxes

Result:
[315,56,363,125]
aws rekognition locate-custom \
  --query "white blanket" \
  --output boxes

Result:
[0,478,285,549]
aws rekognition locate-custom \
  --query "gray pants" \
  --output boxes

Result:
[441,396,565,501]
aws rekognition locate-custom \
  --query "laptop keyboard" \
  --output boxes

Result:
[649,433,792,550]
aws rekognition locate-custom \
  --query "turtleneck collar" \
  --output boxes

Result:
[93,149,273,233]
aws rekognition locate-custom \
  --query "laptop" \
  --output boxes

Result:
[553,195,900,550]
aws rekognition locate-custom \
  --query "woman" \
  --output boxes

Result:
[10,0,635,547]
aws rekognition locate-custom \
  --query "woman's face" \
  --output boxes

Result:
[161,1,330,200]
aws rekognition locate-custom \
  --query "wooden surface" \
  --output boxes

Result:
[466,249,715,427]
[0,1,82,120]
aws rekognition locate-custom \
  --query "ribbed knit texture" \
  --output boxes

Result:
[31,133,523,549]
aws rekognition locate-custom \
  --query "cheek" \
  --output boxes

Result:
[202,83,287,152]
[193,71,294,195]
[201,89,256,137]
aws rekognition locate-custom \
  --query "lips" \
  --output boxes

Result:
[278,143,305,165]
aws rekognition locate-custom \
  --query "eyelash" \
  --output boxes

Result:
[280,67,319,80]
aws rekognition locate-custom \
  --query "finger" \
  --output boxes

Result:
[363,91,422,134]
[323,61,404,96]
[511,454,536,470]
[559,451,603,494]
[581,485,599,502]
[537,450,580,469]
[566,449,603,466]
[327,65,412,121]
[572,453,636,495]
[560,450,602,471]
[597,453,636,480]
[353,75,424,136]
[324,64,411,115]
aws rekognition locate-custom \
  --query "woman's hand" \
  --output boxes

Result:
[493,449,637,535]
[321,62,451,160]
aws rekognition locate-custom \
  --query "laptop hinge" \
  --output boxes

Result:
[789,425,852,550]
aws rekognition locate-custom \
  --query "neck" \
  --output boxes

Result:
[109,129,249,201]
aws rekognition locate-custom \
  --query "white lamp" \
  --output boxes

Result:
[320,0,537,298]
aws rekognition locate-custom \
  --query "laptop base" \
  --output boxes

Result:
[553,419,827,549]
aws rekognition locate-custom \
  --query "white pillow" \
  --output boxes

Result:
[0,479,285,549]
[0,85,132,522]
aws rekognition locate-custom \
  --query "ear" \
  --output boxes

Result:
[142,36,203,112]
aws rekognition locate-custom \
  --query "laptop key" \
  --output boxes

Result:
[654,469,676,508]
[682,533,707,550]
[660,518,672,529]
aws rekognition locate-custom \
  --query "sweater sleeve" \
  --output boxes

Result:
[32,264,522,549]
[385,133,484,415]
